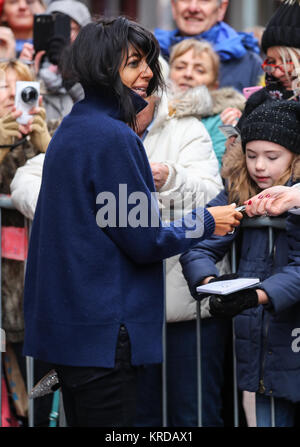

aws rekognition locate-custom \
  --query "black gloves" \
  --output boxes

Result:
[47,35,68,66]
[209,288,259,319]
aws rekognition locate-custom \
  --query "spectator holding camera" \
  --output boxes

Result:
[0,58,54,424]
[0,0,45,55]
[37,0,91,120]
[14,1,91,120]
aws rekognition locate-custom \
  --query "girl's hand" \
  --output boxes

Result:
[245,186,300,217]
[208,204,243,236]
[220,107,242,126]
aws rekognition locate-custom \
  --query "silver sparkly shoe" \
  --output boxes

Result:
[29,369,60,399]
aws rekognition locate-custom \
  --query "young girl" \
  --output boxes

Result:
[180,98,300,427]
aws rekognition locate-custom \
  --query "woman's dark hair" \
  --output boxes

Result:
[64,16,164,129]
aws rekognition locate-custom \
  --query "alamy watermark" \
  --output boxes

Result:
[292,328,300,353]
[0,329,5,352]
[95,184,208,238]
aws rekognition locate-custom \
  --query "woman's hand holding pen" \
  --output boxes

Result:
[208,203,243,236]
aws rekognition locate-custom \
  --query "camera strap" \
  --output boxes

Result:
[0,137,29,151]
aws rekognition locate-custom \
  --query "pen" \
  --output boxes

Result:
[228,205,246,234]
[235,205,246,212]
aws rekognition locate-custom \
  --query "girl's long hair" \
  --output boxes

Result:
[221,141,300,205]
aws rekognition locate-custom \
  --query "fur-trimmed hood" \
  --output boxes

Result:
[152,82,245,130]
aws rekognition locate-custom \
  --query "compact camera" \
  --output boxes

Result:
[14,81,40,125]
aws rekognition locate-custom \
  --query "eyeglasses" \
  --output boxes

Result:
[261,60,294,74]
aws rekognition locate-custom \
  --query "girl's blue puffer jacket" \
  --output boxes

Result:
[180,188,300,402]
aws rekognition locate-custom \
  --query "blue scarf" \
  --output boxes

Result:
[154,22,260,61]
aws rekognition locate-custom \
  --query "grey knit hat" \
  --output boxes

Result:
[46,0,91,27]
[241,99,300,154]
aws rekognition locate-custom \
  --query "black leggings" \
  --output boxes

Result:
[54,325,139,427]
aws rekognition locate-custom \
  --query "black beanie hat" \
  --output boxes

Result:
[241,99,300,154]
[262,0,300,53]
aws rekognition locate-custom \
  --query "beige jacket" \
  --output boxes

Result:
[143,89,223,322]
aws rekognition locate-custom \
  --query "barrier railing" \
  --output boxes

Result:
[0,195,288,427]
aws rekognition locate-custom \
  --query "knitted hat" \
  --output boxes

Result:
[0,0,4,16]
[262,0,300,53]
[241,99,300,154]
[46,0,91,28]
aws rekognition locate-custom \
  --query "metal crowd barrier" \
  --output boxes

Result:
[162,215,286,427]
[0,194,288,427]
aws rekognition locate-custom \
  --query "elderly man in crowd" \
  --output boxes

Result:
[155,0,263,92]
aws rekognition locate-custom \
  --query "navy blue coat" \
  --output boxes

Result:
[23,87,215,368]
[180,189,300,402]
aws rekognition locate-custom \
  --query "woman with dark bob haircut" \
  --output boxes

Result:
[22,17,242,427]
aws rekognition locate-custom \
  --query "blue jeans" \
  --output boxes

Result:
[135,318,231,427]
[255,393,295,427]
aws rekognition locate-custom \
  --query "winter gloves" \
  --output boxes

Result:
[208,288,259,318]
[0,106,51,163]
[196,274,259,318]
[29,107,51,153]
[0,112,22,163]
[47,35,68,66]
[0,112,22,147]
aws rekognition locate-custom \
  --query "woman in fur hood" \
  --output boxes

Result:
[168,38,246,166]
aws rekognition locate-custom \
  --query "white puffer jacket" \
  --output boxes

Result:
[11,153,44,220]
[143,88,223,322]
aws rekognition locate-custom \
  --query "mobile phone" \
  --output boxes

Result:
[243,86,263,100]
[218,124,241,139]
[33,13,70,53]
